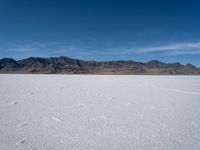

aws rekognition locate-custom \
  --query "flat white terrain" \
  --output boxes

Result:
[0,75,200,150]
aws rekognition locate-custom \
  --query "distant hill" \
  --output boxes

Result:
[0,56,200,75]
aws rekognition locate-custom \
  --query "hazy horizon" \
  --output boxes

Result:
[1,55,200,67]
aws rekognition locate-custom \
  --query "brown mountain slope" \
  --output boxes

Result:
[0,56,200,75]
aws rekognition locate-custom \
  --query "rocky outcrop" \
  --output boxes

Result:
[0,56,200,75]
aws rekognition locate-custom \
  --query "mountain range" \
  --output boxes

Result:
[0,56,200,75]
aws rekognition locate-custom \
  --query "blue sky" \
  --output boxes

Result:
[0,0,200,66]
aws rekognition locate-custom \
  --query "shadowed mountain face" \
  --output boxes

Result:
[0,56,200,75]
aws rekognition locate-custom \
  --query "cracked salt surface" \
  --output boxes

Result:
[0,75,200,150]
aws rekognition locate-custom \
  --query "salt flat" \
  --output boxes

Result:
[0,75,200,150]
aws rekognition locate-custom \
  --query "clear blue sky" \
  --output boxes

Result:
[0,0,200,66]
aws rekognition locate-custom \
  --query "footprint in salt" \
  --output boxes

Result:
[29,92,34,95]
[96,92,102,97]
[11,101,19,105]
[76,103,86,108]
[51,117,63,122]
[84,88,89,92]
[197,138,200,144]
[107,97,114,100]
[18,122,29,128]
[149,106,156,109]
[125,102,131,107]
[1,90,6,94]
[60,87,65,90]
[16,139,27,146]
[99,115,107,120]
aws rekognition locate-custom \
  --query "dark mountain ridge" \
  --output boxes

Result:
[0,56,199,75]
